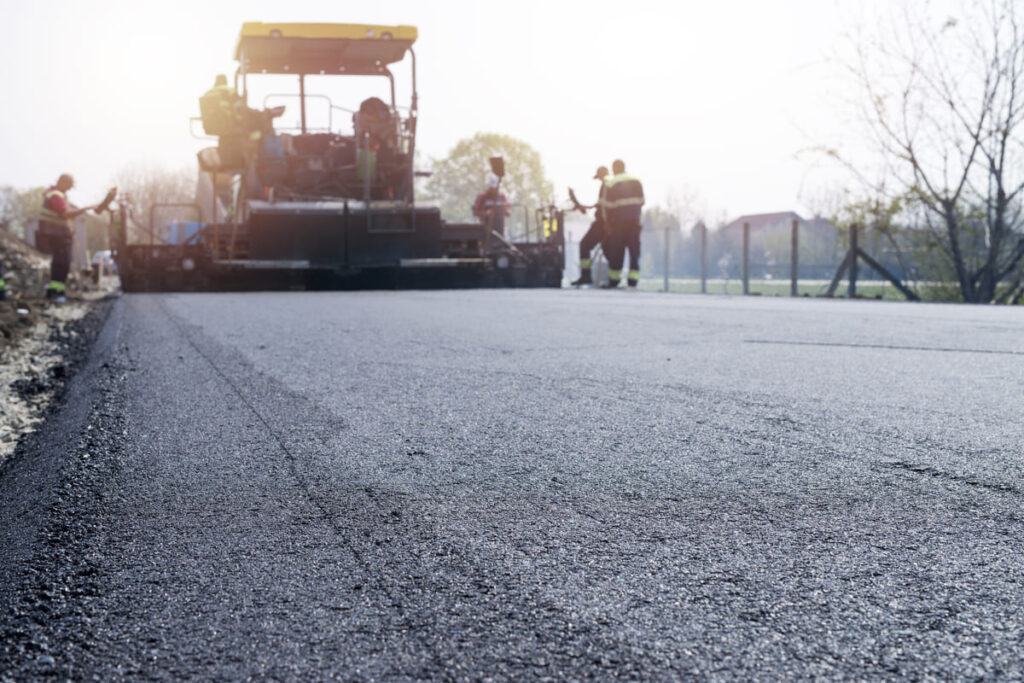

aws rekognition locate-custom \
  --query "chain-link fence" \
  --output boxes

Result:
[565,219,922,300]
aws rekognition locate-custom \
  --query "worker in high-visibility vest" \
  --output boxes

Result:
[200,74,245,135]
[37,174,96,302]
[571,165,609,286]
[600,159,645,288]
[473,174,511,237]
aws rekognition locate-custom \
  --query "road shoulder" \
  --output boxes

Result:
[0,297,122,677]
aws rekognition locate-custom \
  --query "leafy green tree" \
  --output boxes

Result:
[423,133,554,239]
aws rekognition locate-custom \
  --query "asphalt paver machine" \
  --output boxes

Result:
[115,23,564,291]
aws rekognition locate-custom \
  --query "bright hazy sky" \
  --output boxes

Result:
[5,0,885,221]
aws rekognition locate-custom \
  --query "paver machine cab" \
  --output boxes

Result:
[115,22,564,291]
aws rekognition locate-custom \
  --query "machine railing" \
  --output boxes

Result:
[261,93,351,134]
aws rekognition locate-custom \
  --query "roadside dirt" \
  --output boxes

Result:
[0,299,42,353]
[1,301,85,461]
[1,229,116,463]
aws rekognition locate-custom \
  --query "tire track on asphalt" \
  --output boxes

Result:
[745,339,1024,356]
[152,302,699,672]
[156,298,449,676]
[884,461,1023,496]
[159,295,1023,675]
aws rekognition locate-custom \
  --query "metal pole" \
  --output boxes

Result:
[856,247,919,301]
[117,204,127,252]
[299,74,307,135]
[663,227,670,292]
[826,249,851,296]
[700,222,707,294]
[363,133,372,205]
[849,223,858,297]
[791,218,799,297]
[408,48,418,209]
[742,221,750,295]
[212,179,218,259]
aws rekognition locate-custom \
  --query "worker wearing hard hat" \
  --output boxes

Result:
[472,173,511,236]
[36,174,97,302]
[571,165,610,286]
[600,159,645,288]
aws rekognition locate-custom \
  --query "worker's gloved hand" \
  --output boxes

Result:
[94,187,118,214]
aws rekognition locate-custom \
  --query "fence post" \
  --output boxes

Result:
[742,221,750,295]
[700,222,707,294]
[663,227,670,292]
[790,218,799,297]
[849,223,858,297]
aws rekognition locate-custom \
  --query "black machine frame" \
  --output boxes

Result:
[114,24,563,292]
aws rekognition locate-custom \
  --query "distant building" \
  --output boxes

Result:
[720,211,842,279]
[723,211,835,236]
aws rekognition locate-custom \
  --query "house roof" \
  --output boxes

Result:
[724,211,804,231]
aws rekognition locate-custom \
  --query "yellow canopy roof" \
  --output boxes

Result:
[236,22,418,75]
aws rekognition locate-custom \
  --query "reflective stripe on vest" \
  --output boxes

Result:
[603,196,645,209]
[603,173,641,189]
[40,189,70,228]
[204,84,237,98]
[602,173,644,225]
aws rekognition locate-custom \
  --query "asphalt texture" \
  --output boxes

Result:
[1,290,1023,680]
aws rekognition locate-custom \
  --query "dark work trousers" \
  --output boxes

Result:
[36,228,73,285]
[578,220,605,261]
[604,223,641,283]
[487,211,505,237]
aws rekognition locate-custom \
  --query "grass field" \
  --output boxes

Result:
[632,278,906,300]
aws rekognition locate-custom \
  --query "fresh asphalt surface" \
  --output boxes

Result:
[2,289,1023,679]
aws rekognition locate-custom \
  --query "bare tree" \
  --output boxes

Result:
[847,0,1024,302]
[0,186,45,240]
[665,185,706,236]
[113,162,197,240]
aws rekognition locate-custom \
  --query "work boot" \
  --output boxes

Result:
[45,281,66,300]
[601,279,621,289]
[571,271,592,287]
[627,279,639,288]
